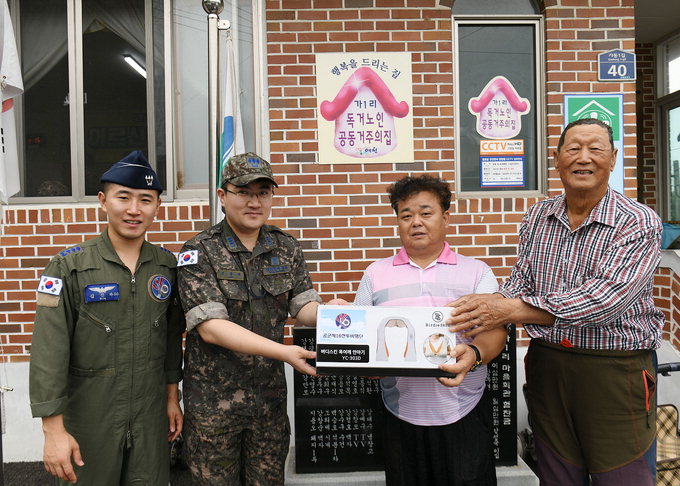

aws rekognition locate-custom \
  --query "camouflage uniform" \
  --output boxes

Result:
[178,219,321,485]
[29,229,185,485]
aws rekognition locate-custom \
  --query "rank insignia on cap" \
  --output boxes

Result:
[145,175,154,186]
[247,157,261,167]
[38,275,63,295]
[149,275,172,302]
[177,250,198,266]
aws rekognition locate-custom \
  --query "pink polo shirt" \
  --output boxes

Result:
[354,244,498,426]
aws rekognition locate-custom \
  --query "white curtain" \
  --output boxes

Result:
[22,0,145,92]
[21,1,67,92]
[83,0,145,56]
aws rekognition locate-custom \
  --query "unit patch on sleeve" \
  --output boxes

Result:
[84,283,121,303]
[148,275,172,302]
[177,250,198,266]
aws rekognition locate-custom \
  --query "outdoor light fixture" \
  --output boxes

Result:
[123,55,146,79]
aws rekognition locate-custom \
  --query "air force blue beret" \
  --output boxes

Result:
[100,150,163,192]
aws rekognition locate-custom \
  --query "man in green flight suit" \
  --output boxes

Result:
[177,153,322,485]
[29,150,185,485]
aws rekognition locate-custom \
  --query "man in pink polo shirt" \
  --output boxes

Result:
[351,175,507,486]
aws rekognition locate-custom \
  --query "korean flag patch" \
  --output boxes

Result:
[177,250,198,267]
[38,275,63,295]
[37,275,63,307]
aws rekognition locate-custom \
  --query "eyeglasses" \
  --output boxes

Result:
[224,188,274,201]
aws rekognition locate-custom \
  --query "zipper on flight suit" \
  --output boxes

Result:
[80,308,113,333]
[126,273,136,449]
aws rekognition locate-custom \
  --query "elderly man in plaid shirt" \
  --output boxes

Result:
[448,118,664,486]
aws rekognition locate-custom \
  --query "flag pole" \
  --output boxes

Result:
[203,0,223,225]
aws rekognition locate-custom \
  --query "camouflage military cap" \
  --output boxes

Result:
[222,152,278,188]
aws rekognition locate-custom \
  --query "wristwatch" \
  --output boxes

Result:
[468,344,483,372]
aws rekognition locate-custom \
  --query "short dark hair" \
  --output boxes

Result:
[388,175,451,214]
[557,118,614,152]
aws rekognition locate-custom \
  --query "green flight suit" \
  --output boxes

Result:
[29,229,185,486]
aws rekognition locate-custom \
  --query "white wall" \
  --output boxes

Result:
[1,362,43,462]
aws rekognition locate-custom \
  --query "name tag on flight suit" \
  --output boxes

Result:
[84,283,121,303]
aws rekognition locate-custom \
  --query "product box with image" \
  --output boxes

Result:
[315,305,457,377]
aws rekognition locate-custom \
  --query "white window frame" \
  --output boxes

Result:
[656,31,680,99]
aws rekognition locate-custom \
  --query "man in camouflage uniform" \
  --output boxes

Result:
[178,153,321,485]
[29,151,185,485]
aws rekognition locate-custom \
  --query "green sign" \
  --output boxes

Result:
[564,94,624,193]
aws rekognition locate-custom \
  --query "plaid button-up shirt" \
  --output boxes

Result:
[500,188,664,350]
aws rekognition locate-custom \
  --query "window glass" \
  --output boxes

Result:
[82,0,148,195]
[456,22,539,193]
[20,0,71,197]
[16,0,164,199]
[173,0,256,189]
[669,105,680,221]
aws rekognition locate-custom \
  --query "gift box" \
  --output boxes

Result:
[315,305,457,377]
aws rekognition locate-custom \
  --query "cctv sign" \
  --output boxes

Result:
[480,139,524,156]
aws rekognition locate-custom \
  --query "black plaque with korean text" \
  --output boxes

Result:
[293,327,385,473]
[487,325,517,466]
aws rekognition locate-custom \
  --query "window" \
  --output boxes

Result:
[10,0,261,201]
[453,17,544,196]
[666,103,680,221]
[173,0,258,194]
[14,0,166,199]
[658,34,680,221]
[658,33,680,98]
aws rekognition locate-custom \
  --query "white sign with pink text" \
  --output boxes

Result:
[316,52,414,163]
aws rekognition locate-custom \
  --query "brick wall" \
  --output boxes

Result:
[654,267,680,351]
[0,204,210,362]
[3,0,679,362]
[265,0,640,344]
[636,43,658,211]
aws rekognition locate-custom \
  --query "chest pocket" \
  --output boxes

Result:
[261,272,294,297]
[217,269,248,302]
[72,306,116,376]
[148,308,168,366]
[261,270,294,325]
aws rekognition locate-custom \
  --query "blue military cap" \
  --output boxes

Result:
[100,150,163,192]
